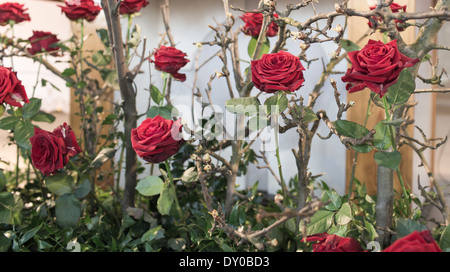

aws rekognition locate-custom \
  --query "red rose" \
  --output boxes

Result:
[59,0,102,22]
[28,31,60,56]
[119,0,149,15]
[52,122,82,164]
[368,3,407,32]
[341,39,419,98]
[305,232,364,252]
[0,2,31,26]
[131,115,184,163]
[240,12,279,37]
[383,230,442,252]
[30,127,67,176]
[150,46,190,82]
[0,67,29,107]
[251,50,305,93]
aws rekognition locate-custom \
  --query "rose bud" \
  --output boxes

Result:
[341,39,419,98]
[0,67,29,107]
[305,232,364,252]
[58,0,102,22]
[53,122,82,164]
[131,115,185,164]
[27,31,60,56]
[240,12,279,37]
[368,2,407,31]
[251,50,305,93]
[150,46,190,82]
[119,0,149,15]
[30,127,68,176]
[383,230,442,252]
[0,2,31,26]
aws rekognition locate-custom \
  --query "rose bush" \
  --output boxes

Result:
[0,66,29,107]
[131,115,184,164]
[59,0,102,22]
[0,2,30,26]
[27,31,60,56]
[150,46,190,82]
[251,50,305,93]
[341,39,419,97]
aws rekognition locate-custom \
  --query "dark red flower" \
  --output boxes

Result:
[305,232,364,252]
[59,0,102,22]
[30,124,81,176]
[0,67,29,107]
[28,31,60,56]
[131,115,184,163]
[150,46,190,82]
[341,39,419,97]
[119,0,149,15]
[368,3,407,31]
[52,122,82,165]
[240,12,279,37]
[0,2,31,26]
[251,50,305,93]
[383,230,442,252]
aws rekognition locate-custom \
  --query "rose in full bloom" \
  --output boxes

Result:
[240,12,279,37]
[52,122,82,165]
[251,50,305,93]
[368,3,407,32]
[305,232,364,252]
[0,2,31,26]
[59,0,102,22]
[150,46,190,82]
[0,67,29,107]
[119,0,149,15]
[341,39,419,98]
[383,230,442,252]
[131,115,184,164]
[27,31,60,56]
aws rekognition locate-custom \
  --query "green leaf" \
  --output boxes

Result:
[96,28,110,48]
[61,68,76,78]
[440,225,450,251]
[321,190,341,211]
[91,50,111,66]
[373,121,392,151]
[168,238,186,251]
[306,210,334,236]
[0,116,20,130]
[90,148,117,168]
[22,98,41,119]
[150,85,163,105]
[147,106,172,120]
[247,115,269,132]
[55,194,81,229]
[45,173,75,196]
[136,176,164,196]
[335,202,352,225]
[0,232,11,252]
[0,170,5,191]
[303,108,319,122]
[340,39,360,52]
[127,24,142,48]
[31,111,56,123]
[0,192,23,225]
[248,36,270,59]
[157,182,175,215]
[225,97,260,115]
[101,114,117,125]
[333,120,373,153]
[374,151,401,170]
[386,69,416,105]
[19,223,42,245]
[180,167,199,183]
[395,218,427,238]
[141,225,165,242]
[229,202,240,227]
[0,105,4,116]
[264,93,288,115]
[74,177,91,199]
[14,120,34,150]
[364,219,378,241]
